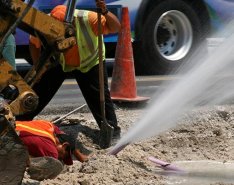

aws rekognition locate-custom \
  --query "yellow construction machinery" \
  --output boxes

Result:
[0,0,77,183]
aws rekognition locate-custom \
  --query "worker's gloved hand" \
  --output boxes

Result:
[0,0,12,9]
[74,149,89,163]
[95,0,109,15]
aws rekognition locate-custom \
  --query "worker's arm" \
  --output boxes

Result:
[96,0,121,33]
[102,11,121,34]
[89,0,121,35]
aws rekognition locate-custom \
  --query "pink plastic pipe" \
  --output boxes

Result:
[108,143,129,155]
[148,156,185,172]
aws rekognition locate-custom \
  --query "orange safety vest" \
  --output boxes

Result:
[63,44,80,67]
[16,120,56,144]
[51,5,104,72]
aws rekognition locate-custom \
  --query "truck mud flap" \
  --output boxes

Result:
[0,115,28,185]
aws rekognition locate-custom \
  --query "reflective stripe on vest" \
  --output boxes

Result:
[16,120,56,144]
[60,10,105,73]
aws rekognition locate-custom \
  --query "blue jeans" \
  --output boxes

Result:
[1,34,16,69]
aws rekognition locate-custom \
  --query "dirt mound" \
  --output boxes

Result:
[22,105,234,185]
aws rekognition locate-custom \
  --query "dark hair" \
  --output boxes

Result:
[56,134,76,151]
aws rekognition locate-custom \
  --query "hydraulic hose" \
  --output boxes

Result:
[64,0,77,23]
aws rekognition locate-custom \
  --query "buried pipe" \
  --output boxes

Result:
[108,144,185,172]
[148,156,185,172]
[108,142,130,155]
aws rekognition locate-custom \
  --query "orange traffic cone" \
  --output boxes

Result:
[110,7,149,102]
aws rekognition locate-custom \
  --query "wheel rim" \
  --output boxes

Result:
[155,10,193,61]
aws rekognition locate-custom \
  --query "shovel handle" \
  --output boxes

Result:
[97,8,106,120]
[96,6,114,149]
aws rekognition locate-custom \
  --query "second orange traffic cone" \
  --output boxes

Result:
[110,7,149,102]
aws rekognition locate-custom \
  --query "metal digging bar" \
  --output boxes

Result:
[52,104,86,124]
[97,5,114,149]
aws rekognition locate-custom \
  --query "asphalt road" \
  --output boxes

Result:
[47,76,179,108]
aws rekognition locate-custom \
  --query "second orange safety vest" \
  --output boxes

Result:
[16,120,56,144]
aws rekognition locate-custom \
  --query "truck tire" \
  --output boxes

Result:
[135,0,207,75]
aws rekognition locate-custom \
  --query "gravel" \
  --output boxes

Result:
[21,104,234,185]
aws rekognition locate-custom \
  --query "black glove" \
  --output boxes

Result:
[0,0,12,9]
[95,0,109,15]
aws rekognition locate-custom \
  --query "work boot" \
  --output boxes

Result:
[0,115,29,185]
[27,157,64,181]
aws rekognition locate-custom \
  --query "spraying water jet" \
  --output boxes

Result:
[109,22,234,165]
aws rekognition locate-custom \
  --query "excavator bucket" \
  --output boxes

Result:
[0,115,29,185]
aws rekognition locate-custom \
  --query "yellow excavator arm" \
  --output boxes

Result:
[0,0,76,116]
[0,0,77,183]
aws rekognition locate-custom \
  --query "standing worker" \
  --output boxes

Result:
[16,0,121,147]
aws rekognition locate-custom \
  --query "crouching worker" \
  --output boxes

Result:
[15,120,88,181]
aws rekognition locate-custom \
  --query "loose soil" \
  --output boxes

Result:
[21,104,234,185]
